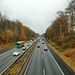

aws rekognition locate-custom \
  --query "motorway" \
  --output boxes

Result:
[24,39,75,75]
[0,38,75,75]
[25,39,63,75]
[0,40,35,74]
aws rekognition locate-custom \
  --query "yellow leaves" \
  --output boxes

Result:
[5,30,13,42]
[5,30,13,38]
[0,17,37,43]
[0,31,5,41]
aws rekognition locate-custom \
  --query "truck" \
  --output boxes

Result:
[16,41,25,48]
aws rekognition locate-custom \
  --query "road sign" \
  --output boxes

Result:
[42,35,46,38]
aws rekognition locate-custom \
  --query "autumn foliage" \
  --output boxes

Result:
[45,0,75,51]
[0,12,37,44]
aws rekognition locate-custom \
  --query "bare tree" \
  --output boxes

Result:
[65,0,75,33]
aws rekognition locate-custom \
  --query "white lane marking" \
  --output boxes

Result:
[43,69,45,75]
[48,50,65,75]
[24,50,35,75]
[42,55,43,59]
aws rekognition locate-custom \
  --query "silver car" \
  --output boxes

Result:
[22,46,26,50]
[27,43,30,46]
[13,51,20,56]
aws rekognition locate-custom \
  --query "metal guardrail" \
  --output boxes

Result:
[0,48,7,51]
[0,54,22,75]
[17,42,37,75]
[0,46,16,54]
[0,44,16,55]
[17,50,32,75]
[0,40,38,75]
[0,44,16,51]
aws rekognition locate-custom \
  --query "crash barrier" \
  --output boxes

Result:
[17,42,37,75]
[0,40,38,75]
[0,44,16,54]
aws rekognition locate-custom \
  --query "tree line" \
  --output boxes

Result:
[0,12,37,44]
[45,0,75,49]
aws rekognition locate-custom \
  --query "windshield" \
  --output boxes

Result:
[17,43,21,45]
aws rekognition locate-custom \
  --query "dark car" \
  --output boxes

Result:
[37,45,40,48]
[42,42,45,44]
[44,47,48,51]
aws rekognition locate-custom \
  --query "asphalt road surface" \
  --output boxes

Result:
[25,39,64,75]
[25,39,75,75]
[0,38,75,75]
[0,41,34,73]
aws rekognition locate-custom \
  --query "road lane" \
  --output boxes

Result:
[0,41,34,73]
[0,47,25,73]
[25,40,64,75]
[42,44,63,75]
[25,42,43,75]
[45,41,75,75]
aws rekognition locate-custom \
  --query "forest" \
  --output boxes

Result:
[45,0,75,58]
[0,12,37,45]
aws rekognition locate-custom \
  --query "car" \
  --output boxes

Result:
[42,38,44,41]
[37,45,40,48]
[32,38,34,41]
[22,46,26,50]
[13,51,20,56]
[27,43,30,46]
[42,42,45,44]
[44,47,48,51]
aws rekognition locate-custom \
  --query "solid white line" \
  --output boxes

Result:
[24,41,38,75]
[24,50,34,75]
[48,50,65,75]
[43,69,45,75]
[0,56,19,75]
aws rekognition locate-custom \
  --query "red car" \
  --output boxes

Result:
[42,38,44,41]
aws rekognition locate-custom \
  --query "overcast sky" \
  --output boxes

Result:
[0,0,70,34]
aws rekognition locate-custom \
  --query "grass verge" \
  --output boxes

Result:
[0,44,16,52]
[48,43,75,71]
[7,60,24,75]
